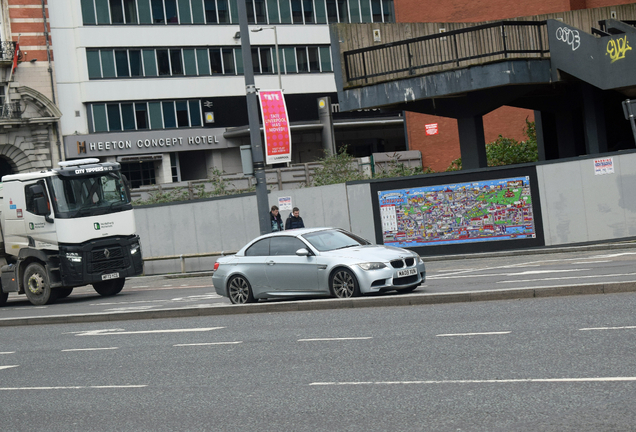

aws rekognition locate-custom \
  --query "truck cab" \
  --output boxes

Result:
[0,158,144,306]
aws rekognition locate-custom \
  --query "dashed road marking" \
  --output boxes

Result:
[580,325,636,331]
[75,327,225,336]
[298,337,372,342]
[436,331,511,337]
[62,347,119,352]
[310,377,636,386]
[174,341,242,347]
[0,365,18,371]
[0,385,147,391]
[0,352,15,355]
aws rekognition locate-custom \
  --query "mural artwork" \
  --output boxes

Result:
[378,176,537,247]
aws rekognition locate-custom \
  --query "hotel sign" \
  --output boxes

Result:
[65,127,235,158]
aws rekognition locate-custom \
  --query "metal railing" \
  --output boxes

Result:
[0,41,17,62]
[0,102,21,119]
[343,20,549,86]
[143,251,237,274]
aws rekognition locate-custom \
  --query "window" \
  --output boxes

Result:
[163,101,176,128]
[210,48,223,74]
[25,181,49,216]
[129,50,143,76]
[296,47,308,72]
[170,49,184,74]
[176,101,189,127]
[204,0,218,22]
[110,0,125,23]
[135,103,149,129]
[156,49,170,75]
[291,0,303,23]
[222,49,236,74]
[120,161,156,188]
[308,46,319,72]
[115,50,130,77]
[270,237,307,255]
[121,103,136,129]
[303,0,314,23]
[245,239,270,256]
[107,103,122,130]
[170,152,181,182]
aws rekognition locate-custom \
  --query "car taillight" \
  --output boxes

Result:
[213,262,220,271]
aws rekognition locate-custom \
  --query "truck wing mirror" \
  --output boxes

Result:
[33,196,53,223]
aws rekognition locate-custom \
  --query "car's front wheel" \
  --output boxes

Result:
[227,275,256,304]
[330,268,360,298]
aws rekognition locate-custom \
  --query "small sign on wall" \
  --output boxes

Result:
[594,157,614,175]
[425,123,439,135]
[278,196,292,211]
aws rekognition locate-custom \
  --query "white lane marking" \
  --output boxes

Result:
[428,269,587,280]
[309,377,636,386]
[75,327,224,336]
[580,326,636,331]
[572,260,611,264]
[90,294,221,306]
[436,331,511,337]
[298,337,372,342]
[174,341,242,347]
[593,252,636,258]
[497,272,636,283]
[0,352,15,355]
[61,347,119,352]
[0,385,147,391]
[0,365,18,371]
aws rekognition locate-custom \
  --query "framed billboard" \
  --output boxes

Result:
[370,166,544,255]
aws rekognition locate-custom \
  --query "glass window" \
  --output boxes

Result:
[163,101,176,128]
[251,48,260,73]
[284,47,296,73]
[121,161,156,188]
[204,0,218,22]
[124,0,139,22]
[326,0,338,23]
[382,0,393,21]
[151,0,165,23]
[170,152,180,182]
[129,50,143,76]
[192,0,205,23]
[107,104,122,131]
[178,0,192,23]
[135,103,149,129]
[25,181,49,216]
[183,49,197,75]
[254,0,266,23]
[337,0,348,22]
[96,0,111,24]
[319,46,332,71]
[165,0,179,22]
[93,104,108,132]
[189,100,202,126]
[143,49,158,76]
[156,49,171,75]
[100,50,116,78]
[210,48,223,73]
[235,48,244,73]
[218,0,230,22]
[81,0,97,25]
[170,49,184,75]
[121,103,136,130]
[349,0,360,23]
[279,0,292,23]
[260,47,272,73]
[303,0,314,23]
[245,238,270,256]
[270,237,307,255]
[314,0,327,23]
[360,0,371,22]
[197,49,211,75]
[176,101,189,127]
[308,47,319,72]
[229,0,238,22]
[291,0,302,23]
[246,0,256,23]
[86,50,102,79]
[148,101,163,128]
[267,0,279,23]
[296,47,308,72]
[371,0,380,22]
[222,49,235,74]
[138,0,153,23]
[110,0,125,23]
[115,50,130,77]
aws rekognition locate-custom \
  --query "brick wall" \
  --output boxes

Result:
[8,0,52,62]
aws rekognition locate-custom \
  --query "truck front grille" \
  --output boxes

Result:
[92,247,124,261]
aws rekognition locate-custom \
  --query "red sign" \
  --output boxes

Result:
[425,123,439,135]
[258,90,291,164]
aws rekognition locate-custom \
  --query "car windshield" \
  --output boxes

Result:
[48,172,132,218]
[302,229,370,252]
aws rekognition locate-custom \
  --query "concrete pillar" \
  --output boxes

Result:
[318,96,336,157]
[534,110,559,161]
[581,82,608,155]
[457,115,487,169]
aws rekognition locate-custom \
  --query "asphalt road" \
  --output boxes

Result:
[1,244,635,322]
[1,292,636,431]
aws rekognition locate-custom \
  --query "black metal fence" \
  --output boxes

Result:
[1,102,22,119]
[343,20,549,87]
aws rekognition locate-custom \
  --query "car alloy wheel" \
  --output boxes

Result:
[330,268,359,298]
[228,275,256,304]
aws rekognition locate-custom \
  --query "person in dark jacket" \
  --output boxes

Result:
[285,207,305,230]
[270,205,284,232]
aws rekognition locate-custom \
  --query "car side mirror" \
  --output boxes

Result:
[296,248,310,257]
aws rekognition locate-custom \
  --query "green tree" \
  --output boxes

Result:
[310,146,367,186]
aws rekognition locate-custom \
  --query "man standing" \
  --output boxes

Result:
[270,205,284,232]
[285,207,305,230]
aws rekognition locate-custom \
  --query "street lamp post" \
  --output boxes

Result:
[251,26,282,91]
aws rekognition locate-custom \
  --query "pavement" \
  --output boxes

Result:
[2,240,636,327]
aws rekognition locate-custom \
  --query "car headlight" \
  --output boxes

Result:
[416,255,424,264]
[358,262,386,271]
[65,252,82,263]
[131,243,140,255]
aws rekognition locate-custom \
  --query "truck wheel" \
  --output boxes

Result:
[24,263,57,306]
[0,291,7,306]
[56,288,73,299]
[93,278,125,296]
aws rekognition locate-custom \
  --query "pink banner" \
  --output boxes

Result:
[258,90,291,164]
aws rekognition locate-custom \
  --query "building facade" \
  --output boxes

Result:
[0,0,62,179]
[48,0,406,188]
[392,0,636,172]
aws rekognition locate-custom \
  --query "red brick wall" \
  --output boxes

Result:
[8,0,52,62]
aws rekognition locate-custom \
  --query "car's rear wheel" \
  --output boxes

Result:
[24,262,57,306]
[330,268,360,298]
[228,275,256,304]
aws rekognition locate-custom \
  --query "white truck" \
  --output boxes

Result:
[0,158,143,306]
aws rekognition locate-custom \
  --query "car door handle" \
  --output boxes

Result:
[266,261,275,265]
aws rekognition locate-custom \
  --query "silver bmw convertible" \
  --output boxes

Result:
[212,227,426,304]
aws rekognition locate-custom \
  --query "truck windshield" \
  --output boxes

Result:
[48,172,132,219]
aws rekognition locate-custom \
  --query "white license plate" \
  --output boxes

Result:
[101,272,120,280]
[397,268,417,277]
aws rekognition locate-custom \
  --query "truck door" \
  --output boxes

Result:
[23,181,57,248]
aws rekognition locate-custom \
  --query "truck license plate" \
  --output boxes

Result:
[102,272,120,280]
[397,268,417,277]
